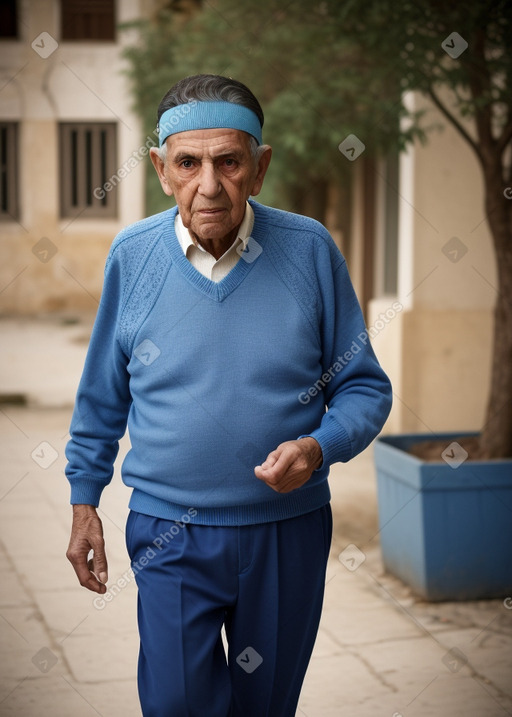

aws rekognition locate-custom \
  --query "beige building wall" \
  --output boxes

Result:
[0,0,148,314]
[369,91,495,435]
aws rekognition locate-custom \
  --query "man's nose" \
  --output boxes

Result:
[198,164,221,198]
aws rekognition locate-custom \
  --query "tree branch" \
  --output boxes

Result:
[466,27,495,155]
[497,119,512,157]
[426,85,482,162]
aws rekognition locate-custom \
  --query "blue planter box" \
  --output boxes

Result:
[374,433,512,601]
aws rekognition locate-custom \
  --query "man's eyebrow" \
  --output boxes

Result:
[213,149,245,160]
[171,149,246,163]
[172,151,200,163]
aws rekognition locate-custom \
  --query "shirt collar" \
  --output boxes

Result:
[175,201,254,257]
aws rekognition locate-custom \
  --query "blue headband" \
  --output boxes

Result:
[157,100,263,147]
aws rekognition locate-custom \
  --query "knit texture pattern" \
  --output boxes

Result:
[65,200,392,525]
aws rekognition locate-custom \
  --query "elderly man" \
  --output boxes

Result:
[65,74,392,717]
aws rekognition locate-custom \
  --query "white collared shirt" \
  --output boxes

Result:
[174,202,255,282]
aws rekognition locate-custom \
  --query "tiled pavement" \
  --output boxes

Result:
[1,316,511,716]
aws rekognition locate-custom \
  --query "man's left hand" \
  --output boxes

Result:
[254,437,323,493]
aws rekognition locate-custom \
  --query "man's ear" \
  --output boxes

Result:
[250,145,272,197]
[149,146,174,197]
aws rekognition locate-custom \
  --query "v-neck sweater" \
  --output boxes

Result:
[65,200,392,525]
[174,201,254,281]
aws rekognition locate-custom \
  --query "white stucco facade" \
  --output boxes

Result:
[370,92,496,435]
[0,0,148,313]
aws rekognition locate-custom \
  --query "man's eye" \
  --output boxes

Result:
[223,158,237,167]
[181,160,194,168]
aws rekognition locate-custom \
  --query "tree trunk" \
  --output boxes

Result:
[304,178,329,226]
[286,183,306,216]
[478,164,512,458]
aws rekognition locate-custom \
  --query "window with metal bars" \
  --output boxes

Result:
[61,0,116,41]
[0,122,19,221]
[0,0,18,38]
[59,122,117,219]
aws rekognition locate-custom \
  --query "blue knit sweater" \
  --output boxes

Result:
[65,200,392,525]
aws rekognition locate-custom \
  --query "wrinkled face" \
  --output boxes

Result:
[150,128,271,244]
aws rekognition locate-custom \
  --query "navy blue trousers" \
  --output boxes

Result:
[126,504,332,717]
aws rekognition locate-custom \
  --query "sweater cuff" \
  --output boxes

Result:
[69,478,106,507]
[299,416,352,469]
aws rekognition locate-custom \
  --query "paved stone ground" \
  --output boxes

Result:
[1,315,511,717]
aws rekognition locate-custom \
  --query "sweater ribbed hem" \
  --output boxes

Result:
[306,418,353,467]
[69,478,107,507]
[128,482,331,526]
